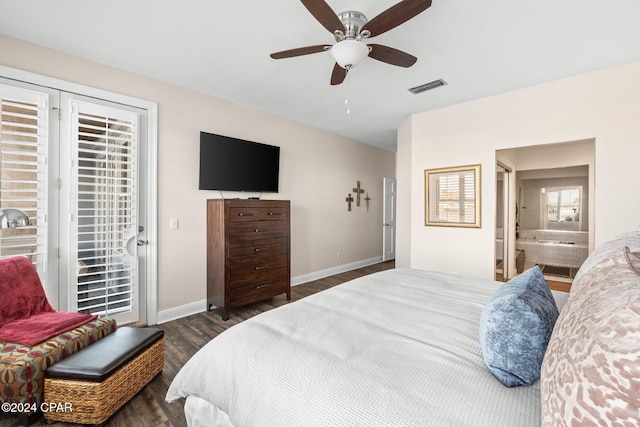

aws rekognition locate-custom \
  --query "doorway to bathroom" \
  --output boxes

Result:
[496,139,595,286]
[517,166,589,284]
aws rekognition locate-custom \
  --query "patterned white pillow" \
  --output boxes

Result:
[540,230,640,426]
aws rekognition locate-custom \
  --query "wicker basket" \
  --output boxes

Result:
[43,337,164,425]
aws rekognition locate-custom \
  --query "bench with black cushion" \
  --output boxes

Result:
[44,327,164,426]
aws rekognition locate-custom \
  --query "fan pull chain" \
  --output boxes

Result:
[345,79,351,114]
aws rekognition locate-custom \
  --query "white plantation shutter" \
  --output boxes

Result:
[462,170,476,223]
[436,173,460,222]
[0,85,47,276]
[435,170,476,223]
[0,75,153,324]
[70,100,139,323]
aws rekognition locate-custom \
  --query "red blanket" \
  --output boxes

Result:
[0,311,98,346]
[0,256,97,346]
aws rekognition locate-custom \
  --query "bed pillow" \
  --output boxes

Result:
[492,265,558,310]
[541,230,640,426]
[479,269,559,387]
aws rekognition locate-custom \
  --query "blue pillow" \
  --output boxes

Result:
[493,266,558,311]
[478,268,559,387]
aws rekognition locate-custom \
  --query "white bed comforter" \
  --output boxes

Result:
[167,268,558,427]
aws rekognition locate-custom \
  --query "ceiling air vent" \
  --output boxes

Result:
[408,79,447,94]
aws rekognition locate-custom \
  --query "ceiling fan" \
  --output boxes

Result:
[270,0,432,85]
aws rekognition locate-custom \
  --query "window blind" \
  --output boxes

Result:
[436,171,475,223]
[0,87,47,275]
[71,101,138,320]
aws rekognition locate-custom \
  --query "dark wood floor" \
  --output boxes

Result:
[3,261,394,427]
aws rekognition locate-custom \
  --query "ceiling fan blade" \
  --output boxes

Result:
[300,0,345,34]
[270,45,331,59]
[368,44,417,68]
[361,0,432,37]
[330,63,347,85]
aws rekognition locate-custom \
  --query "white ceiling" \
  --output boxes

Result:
[1,0,639,151]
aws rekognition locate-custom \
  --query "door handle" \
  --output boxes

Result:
[137,240,148,246]
[383,223,390,227]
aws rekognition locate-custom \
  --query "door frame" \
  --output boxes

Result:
[496,162,513,280]
[0,65,159,325]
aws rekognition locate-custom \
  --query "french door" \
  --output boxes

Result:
[0,79,149,326]
[61,94,148,325]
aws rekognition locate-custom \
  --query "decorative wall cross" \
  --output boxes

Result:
[352,181,365,206]
[345,194,354,211]
[364,192,371,212]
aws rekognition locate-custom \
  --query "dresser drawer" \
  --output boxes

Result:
[229,237,287,259]
[259,207,287,221]
[229,253,288,282]
[228,220,287,241]
[228,207,260,222]
[229,274,289,306]
[228,206,288,222]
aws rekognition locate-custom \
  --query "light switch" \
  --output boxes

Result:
[169,218,179,229]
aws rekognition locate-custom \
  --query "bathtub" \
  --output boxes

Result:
[516,230,588,269]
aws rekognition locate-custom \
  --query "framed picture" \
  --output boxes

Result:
[425,164,481,228]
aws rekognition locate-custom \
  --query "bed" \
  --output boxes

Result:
[167,228,640,426]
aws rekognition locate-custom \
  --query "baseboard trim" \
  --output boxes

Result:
[157,256,384,324]
[157,299,207,324]
[291,256,383,286]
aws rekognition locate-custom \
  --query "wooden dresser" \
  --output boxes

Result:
[206,199,291,320]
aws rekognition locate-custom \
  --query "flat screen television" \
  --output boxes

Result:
[199,131,280,192]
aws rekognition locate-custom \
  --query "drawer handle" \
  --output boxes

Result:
[255,247,268,252]
[268,212,282,216]
[254,228,268,233]
[255,265,269,270]
[256,284,269,289]
[238,212,254,217]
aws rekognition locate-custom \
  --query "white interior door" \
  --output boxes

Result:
[383,177,397,261]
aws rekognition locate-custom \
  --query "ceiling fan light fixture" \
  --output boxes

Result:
[271,0,434,84]
[330,40,369,69]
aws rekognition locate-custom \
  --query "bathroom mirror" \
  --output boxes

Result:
[425,164,481,228]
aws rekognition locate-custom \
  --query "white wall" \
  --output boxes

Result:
[0,35,395,316]
[398,61,640,280]
[395,117,413,268]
